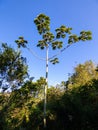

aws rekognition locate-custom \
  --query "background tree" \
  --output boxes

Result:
[65,60,98,89]
[1,61,98,130]
[0,77,46,130]
[15,13,92,128]
[0,43,28,92]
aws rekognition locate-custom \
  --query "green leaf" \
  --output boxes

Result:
[52,41,63,50]
[50,58,59,64]
[15,37,28,48]
[79,31,92,41]
[55,25,72,39]
[34,14,50,34]
[42,32,55,42]
[68,34,79,44]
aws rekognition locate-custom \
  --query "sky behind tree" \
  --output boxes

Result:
[0,0,98,85]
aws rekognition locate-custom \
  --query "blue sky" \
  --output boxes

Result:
[0,0,98,85]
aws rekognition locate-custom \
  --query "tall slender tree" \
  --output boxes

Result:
[15,13,92,128]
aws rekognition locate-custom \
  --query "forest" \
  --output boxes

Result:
[0,14,98,130]
[1,44,98,130]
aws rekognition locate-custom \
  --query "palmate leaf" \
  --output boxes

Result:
[37,40,47,50]
[50,58,59,64]
[55,25,72,39]
[68,31,92,44]
[68,34,79,44]
[34,14,50,34]
[15,37,28,48]
[42,32,54,42]
[79,31,92,41]
[52,41,63,50]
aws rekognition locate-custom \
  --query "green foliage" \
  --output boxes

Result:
[34,14,50,34]
[55,25,72,39]
[1,69,98,129]
[66,60,98,89]
[50,58,59,64]
[15,36,28,48]
[68,34,79,44]
[20,77,46,99]
[51,41,63,50]
[45,79,98,130]
[36,77,46,86]
[33,14,92,64]
[79,31,92,41]
[68,31,92,44]
[0,43,28,91]
[15,14,92,68]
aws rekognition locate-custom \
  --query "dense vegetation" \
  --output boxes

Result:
[0,44,98,129]
[0,14,97,130]
[1,76,98,130]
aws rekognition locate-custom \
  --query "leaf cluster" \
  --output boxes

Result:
[55,25,72,39]
[68,31,92,44]
[50,58,59,64]
[34,14,50,34]
[15,36,28,48]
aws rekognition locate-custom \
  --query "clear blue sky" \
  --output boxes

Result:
[0,0,98,85]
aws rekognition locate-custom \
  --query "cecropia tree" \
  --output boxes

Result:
[15,13,92,128]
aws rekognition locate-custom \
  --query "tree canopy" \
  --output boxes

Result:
[0,43,28,92]
[65,60,98,89]
[15,14,92,64]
